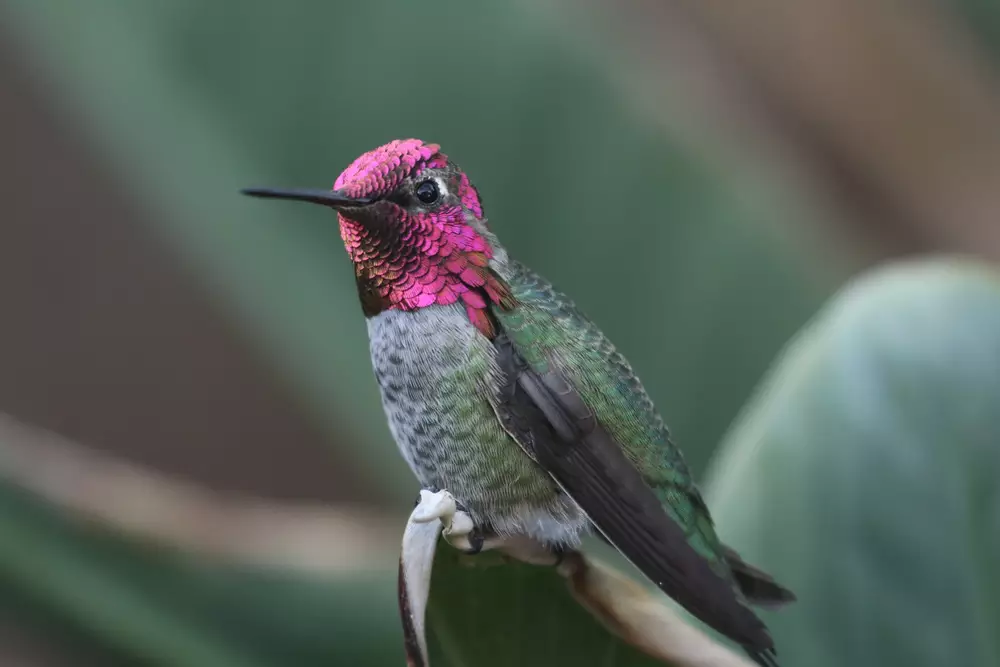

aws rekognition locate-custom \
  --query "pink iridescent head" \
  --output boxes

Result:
[243,139,514,336]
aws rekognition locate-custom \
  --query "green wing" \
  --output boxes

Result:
[493,260,729,573]
[488,260,784,665]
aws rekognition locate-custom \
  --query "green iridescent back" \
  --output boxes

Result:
[492,259,735,582]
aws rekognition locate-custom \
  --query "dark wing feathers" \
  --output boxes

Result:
[722,546,797,609]
[492,334,778,663]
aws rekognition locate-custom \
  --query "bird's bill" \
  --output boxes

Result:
[240,187,374,208]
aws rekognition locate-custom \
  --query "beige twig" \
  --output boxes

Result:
[0,412,400,573]
[399,490,754,667]
[539,0,1000,264]
[679,0,1000,256]
[559,552,756,667]
[0,414,763,666]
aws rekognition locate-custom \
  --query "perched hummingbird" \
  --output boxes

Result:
[243,139,794,665]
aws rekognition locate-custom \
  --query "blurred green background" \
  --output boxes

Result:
[1,0,999,665]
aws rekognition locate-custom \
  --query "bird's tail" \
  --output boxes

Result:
[745,647,781,667]
[723,546,796,609]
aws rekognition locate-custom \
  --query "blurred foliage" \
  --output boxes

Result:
[954,0,1000,61]
[3,0,1000,665]
[0,482,401,667]
[706,260,1000,667]
[6,258,1000,667]
[423,548,663,667]
[3,0,825,499]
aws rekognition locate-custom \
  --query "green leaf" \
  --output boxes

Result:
[0,482,403,666]
[0,0,828,661]
[704,258,1000,667]
[2,0,825,492]
[424,547,666,667]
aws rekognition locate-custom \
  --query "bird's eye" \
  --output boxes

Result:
[415,179,440,205]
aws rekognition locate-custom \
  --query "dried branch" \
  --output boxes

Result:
[679,0,1000,255]
[559,552,756,667]
[398,489,754,667]
[0,413,765,666]
[0,412,400,573]
[540,0,1000,263]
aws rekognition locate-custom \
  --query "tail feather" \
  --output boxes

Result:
[746,647,780,667]
[723,546,796,609]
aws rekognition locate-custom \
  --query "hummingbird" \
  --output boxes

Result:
[243,139,794,666]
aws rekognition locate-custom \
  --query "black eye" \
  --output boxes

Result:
[415,179,440,204]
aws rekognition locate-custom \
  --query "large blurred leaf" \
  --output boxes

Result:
[704,259,1000,666]
[423,548,664,667]
[0,482,402,666]
[2,0,826,495]
[952,0,1000,62]
[0,0,828,662]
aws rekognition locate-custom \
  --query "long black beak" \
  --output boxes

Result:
[240,187,374,208]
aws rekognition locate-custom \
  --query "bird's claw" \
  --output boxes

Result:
[460,524,485,555]
[410,487,487,554]
[413,485,441,508]
[411,487,561,564]
[441,501,488,554]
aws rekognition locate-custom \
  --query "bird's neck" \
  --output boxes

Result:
[346,218,515,337]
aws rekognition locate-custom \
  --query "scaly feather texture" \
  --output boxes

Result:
[488,259,788,664]
[333,139,513,334]
[246,138,793,666]
[492,260,728,575]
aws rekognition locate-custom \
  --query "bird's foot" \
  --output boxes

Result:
[410,488,496,555]
[445,514,489,555]
[410,488,566,565]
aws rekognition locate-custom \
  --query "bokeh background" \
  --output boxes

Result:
[2,1,1000,665]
